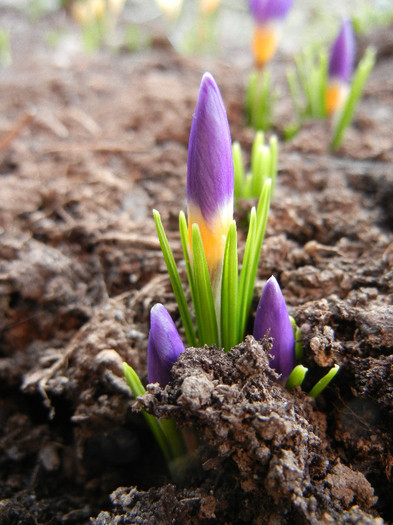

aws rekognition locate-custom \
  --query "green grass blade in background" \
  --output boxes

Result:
[232,142,244,199]
[269,135,278,194]
[330,47,376,150]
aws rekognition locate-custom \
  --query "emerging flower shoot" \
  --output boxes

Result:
[147,303,185,387]
[326,19,355,116]
[187,72,234,294]
[249,0,294,69]
[155,0,183,20]
[154,72,272,349]
[247,0,293,130]
[199,0,220,17]
[253,276,295,381]
[286,17,375,148]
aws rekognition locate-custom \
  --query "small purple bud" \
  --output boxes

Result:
[147,304,185,387]
[253,276,295,381]
[249,0,294,24]
[328,19,356,84]
[187,72,234,273]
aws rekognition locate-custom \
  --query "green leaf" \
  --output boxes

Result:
[191,224,219,346]
[238,206,257,341]
[247,71,275,131]
[232,142,244,199]
[122,362,172,462]
[153,210,197,347]
[238,179,272,340]
[286,364,308,391]
[179,211,197,344]
[308,364,340,398]
[252,144,270,198]
[251,131,264,174]
[286,68,303,121]
[294,329,303,362]
[317,50,328,119]
[246,71,257,124]
[294,45,327,119]
[330,47,376,150]
[158,418,186,461]
[290,316,303,361]
[283,122,301,141]
[243,173,254,199]
[221,221,238,352]
[269,135,278,195]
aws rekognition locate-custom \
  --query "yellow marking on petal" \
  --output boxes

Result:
[252,25,279,69]
[188,204,232,276]
[325,80,349,116]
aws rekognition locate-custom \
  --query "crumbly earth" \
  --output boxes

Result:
[0,7,392,525]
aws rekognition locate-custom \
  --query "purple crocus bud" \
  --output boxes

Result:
[249,0,293,25]
[249,0,294,68]
[326,19,355,115]
[328,19,355,84]
[147,304,185,387]
[187,72,234,277]
[253,276,295,381]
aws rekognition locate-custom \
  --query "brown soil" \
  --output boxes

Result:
[0,7,392,525]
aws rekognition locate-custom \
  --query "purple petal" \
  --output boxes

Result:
[147,304,185,387]
[249,0,294,24]
[253,276,295,381]
[187,72,234,223]
[328,19,356,83]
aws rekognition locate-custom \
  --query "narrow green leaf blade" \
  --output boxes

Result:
[269,135,278,195]
[251,130,264,174]
[238,179,272,339]
[191,224,219,346]
[290,316,304,361]
[252,144,270,198]
[286,364,308,391]
[286,67,303,121]
[179,211,197,346]
[232,142,244,199]
[153,209,196,347]
[330,47,376,150]
[221,221,238,352]
[309,364,340,398]
[238,206,257,341]
[317,50,328,119]
[158,418,186,460]
[122,362,172,462]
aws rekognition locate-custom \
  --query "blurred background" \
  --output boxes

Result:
[1,0,392,69]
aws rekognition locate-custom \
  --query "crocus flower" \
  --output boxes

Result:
[147,304,185,387]
[249,0,294,68]
[187,72,234,280]
[199,0,220,16]
[155,0,183,20]
[326,19,355,116]
[253,276,295,381]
